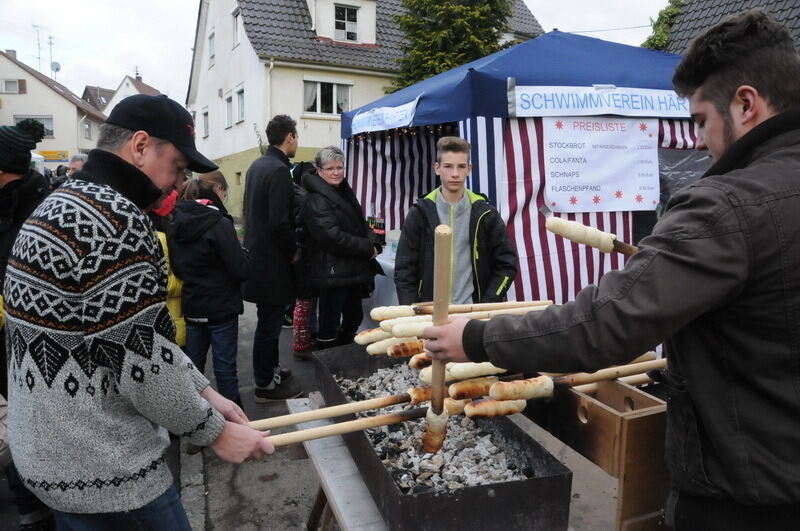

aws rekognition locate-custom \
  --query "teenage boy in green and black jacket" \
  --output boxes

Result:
[395,136,517,305]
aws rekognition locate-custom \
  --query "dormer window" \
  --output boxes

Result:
[335,5,358,42]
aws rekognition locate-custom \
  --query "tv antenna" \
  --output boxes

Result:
[48,35,55,78]
[32,24,43,72]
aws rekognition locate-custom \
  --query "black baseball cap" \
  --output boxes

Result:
[105,94,218,173]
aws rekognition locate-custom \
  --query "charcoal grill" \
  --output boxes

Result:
[313,344,572,531]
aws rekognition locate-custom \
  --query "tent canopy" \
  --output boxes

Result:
[342,31,684,138]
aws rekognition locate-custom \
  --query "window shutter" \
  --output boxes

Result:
[18,79,26,94]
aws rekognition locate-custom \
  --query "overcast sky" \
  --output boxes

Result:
[0,0,670,107]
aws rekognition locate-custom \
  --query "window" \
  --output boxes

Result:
[232,10,240,47]
[84,122,91,139]
[98,96,106,104]
[225,93,233,128]
[303,81,350,115]
[2,79,19,93]
[14,115,54,138]
[202,109,209,138]
[208,32,215,67]
[335,5,358,42]
[236,88,244,123]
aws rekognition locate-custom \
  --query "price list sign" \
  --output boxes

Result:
[542,116,659,213]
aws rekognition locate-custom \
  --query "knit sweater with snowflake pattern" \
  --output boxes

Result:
[3,149,224,513]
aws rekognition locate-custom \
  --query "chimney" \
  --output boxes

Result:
[135,73,142,82]
[5,49,17,59]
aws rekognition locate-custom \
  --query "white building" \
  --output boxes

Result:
[0,50,106,170]
[186,0,542,217]
[103,74,162,116]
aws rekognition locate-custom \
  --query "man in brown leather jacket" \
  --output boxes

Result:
[425,10,800,530]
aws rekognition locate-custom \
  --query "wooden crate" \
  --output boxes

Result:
[529,381,669,530]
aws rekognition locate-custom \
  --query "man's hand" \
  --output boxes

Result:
[291,250,301,264]
[423,317,471,363]
[209,422,275,463]
[201,386,248,424]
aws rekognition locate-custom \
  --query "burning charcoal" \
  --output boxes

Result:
[387,422,403,433]
[419,461,441,473]
[412,484,434,494]
[507,463,517,471]
[371,431,387,444]
[522,466,534,478]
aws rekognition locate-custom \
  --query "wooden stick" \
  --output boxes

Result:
[572,373,653,394]
[370,300,552,321]
[553,358,665,387]
[414,300,552,314]
[249,393,411,431]
[540,351,656,377]
[267,408,427,448]
[430,225,452,415]
[613,239,640,257]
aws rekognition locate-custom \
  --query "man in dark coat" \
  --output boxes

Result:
[425,11,800,530]
[242,115,301,401]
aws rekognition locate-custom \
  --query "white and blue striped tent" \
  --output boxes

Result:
[343,33,698,303]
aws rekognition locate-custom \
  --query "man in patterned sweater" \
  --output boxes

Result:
[3,95,274,528]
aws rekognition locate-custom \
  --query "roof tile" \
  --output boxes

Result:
[239,0,542,72]
[666,0,800,53]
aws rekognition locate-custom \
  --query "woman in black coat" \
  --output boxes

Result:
[302,146,381,348]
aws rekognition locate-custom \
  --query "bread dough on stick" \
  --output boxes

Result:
[354,327,392,345]
[545,216,616,253]
[489,375,554,401]
[366,336,418,355]
[387,339,426,358]
[422,406,448,453]
[409,353,433,370]
[465,399,527,418]
[448,376,500,400]
[392,322,431,338]
[407,386,433,405]
[419,362,507,384]
[379,314,432,332]
[370,305,416,321]
[444,398,471,416]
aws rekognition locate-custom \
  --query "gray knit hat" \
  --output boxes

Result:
[0,119,45,174]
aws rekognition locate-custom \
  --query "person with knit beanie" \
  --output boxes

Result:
[1,118,55,530]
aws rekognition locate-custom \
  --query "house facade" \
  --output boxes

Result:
[0,50,106,170]
[186,0,542,217]
[103,74,162,115]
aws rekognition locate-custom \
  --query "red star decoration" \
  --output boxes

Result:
[555,120,564,130]
[615,190,623,199]
[653,200,657,205]
[569,195,578,205]
[593,195,601,204]
[635,194,644,203]
[649,133,653,138]
[639,123,648,132]
[551,201,557,207]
